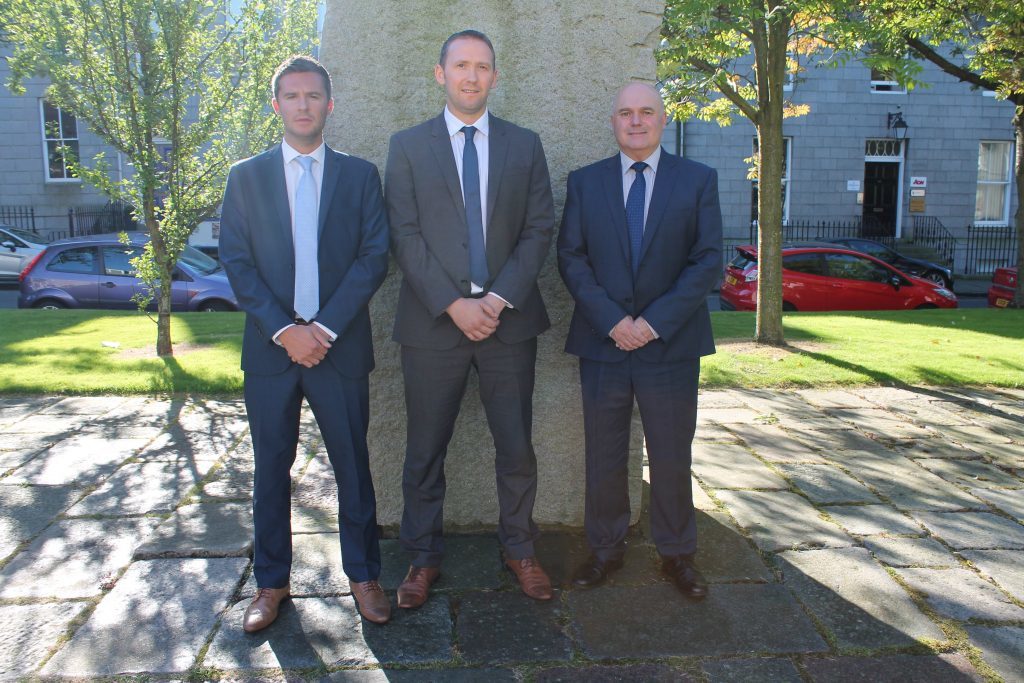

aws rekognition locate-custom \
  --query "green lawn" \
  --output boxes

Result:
[0,308,1021,394]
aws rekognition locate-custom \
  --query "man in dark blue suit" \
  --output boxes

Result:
[220,55,391,630]
[558,82,722,599]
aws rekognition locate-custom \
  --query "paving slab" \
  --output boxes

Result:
[570,583,827,658]
[39,396,127,415]
[715,490,852,551]
[940,424,1014,445]
[66,461,210,516]
[0,483,79,562]
[968,487,1024,521]
[778,464,880,504]
[837,453,984,511]
[42,557,247,676]
[320,669,516,682]
[379,535,505,591]
[697,390,750,409]
[0,397,47,424]
[535,664,695,681]
[960,549,1024,602]
[827,408,938,440]
[0,517,161,598]
[895,437,983,459]
[697,407,761,424]
[242,532,350,597]
[897,567,1024,622]
[912,511,1024,549]
[292,505,339,533]
[727,424,827,463]
[3,413,91,434]
[787,427,887,454]
[701,657,802,682]
[694,422,741,443]
[777,547,944,649]
[863,536,960,568]
[967,413,1024,442]
[0,602,88,679]
[693,478,717,510]
[802,654,981,682]
[914,458,1022,489]
[965,625,1024,683]
[5,435,149,486]
[134,502,253,559]
[694,511,772,583]
[888,402,979,426]
[692,443,789,490]
[200,457,255,500]
[134,425,239,466]
[206,595,452,670]
[796,388,875,409]
[822,504,924,536]
[457,590,571,664]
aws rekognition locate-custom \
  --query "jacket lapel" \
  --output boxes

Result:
[601,155,632,267]
[263,145,294,258]
[428,114,467,220]
[485,116,508,228]
[638,149,676,266]
[318,145,341,238]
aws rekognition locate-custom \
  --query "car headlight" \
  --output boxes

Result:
[935,288,956,300]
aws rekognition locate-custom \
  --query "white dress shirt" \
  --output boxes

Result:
[614,146,663,339]
[273,139,336,342]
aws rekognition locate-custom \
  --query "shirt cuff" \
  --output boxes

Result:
[313,321,337,340]
[488,292,513,309]
[272,323,295,345]
[638,317,659,339]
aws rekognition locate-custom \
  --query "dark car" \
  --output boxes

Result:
[825,238,953,289]
[988,267,1018,308]
[18,232,238,311]
[720,243,958,312]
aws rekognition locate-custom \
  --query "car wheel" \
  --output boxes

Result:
[915,303,939,310]
[198,299,234,312]
[924,271,949,287]
[34,299,67,310]
[783,301,797,312]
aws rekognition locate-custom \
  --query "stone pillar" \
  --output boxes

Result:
[320,1,664,528]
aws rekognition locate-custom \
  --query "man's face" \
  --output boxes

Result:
[434,37,497,124]
[272,71,333,150]
[611,83,667,162]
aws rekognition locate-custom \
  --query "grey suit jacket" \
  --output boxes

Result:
[385,113,554,350]
[219,144,389,377]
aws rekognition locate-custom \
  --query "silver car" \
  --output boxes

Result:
[0,225,51,282]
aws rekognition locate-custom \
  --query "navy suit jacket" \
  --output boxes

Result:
[220,144,389,378]
[558,150,722,363]
[385,113,554,350]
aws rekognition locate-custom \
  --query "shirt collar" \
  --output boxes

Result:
[619,146,662,176]
[444,106,490,138]
[282,139,326,167]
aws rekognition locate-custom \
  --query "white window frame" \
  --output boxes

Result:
[752,136,792,224]
[783,51,796,92]
[975,140,1014,226]
[39,100,81,183]
[869,67,906,94]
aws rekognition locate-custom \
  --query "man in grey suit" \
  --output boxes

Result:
[220,55,391,630]
[385,29,555,607]
[558,82,722,598]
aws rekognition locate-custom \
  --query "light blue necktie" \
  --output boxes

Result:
[461,126,489,287]
[625,161,647,274]
[293,155,319,321]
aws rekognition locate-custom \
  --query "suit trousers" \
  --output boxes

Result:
[579,354,700,561]
[400,336,540,567]
[245,362,380,588]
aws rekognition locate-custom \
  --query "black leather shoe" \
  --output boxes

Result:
[571,556,624,589]
[660,555,708,600]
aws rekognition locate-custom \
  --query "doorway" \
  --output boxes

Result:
[863,139,905,238]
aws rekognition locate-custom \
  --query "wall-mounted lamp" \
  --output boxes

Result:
[887,110,909,140]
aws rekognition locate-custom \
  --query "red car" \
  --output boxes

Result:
[988,267,1018,308]
[720,244,959,312]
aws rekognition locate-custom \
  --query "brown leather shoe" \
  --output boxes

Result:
[505,557,553,601]
[396,565,440,609]
[242,585,290,633]
[351,580,391,624]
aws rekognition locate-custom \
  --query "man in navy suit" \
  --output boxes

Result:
[558,82,722,598]
[220,55,391,630]
[385,30,555,608]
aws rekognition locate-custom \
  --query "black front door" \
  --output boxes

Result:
[862,162,899,237]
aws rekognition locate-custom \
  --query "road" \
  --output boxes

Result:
[0,285,988,311]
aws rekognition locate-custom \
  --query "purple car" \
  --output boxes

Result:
[18,232,238,311]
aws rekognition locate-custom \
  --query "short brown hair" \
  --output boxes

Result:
[439,30,495,69]
[272,55,332,100]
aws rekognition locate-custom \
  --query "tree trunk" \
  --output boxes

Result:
[146,213,174,357]
[1013,106,1023,308]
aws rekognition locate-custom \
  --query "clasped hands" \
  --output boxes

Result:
[611,316,655,351]
[447,293,506,342]
[279,324,333,367]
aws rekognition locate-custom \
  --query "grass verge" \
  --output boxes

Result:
[0,308,1021,394]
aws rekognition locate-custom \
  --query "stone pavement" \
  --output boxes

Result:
[1,387,1022,682]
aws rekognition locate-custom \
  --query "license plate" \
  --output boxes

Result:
[995,298,1009,308]
[725,275,738,286]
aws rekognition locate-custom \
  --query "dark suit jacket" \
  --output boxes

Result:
[219,144,389,378]
[558,150,722,363]
[385,113,554,350]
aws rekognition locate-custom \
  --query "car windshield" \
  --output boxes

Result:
[178,245,220,275]
[3,227,52,244]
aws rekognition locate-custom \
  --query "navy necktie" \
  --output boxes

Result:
[626,161,648,273]
[461,126,489,287]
